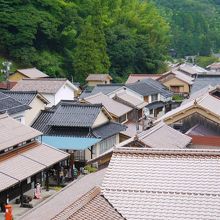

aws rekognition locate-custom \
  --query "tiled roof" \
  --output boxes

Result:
[0,91,30,114]
[86,74,112,81]
[126,74,161,84]
[114,91,148,109]
[93,122,127,139]
[0,172,17,192]
[0,114,42,152]
[171,70,194,85]
[126,79,172,98]
[191,75,220,94]
[80,84,123,99]
[48,102,103,127]
[157,89,220,123]
[20,169,106,220]
[52,187,124,220]
[179,63,207,75]
[136,122,191,149]
[0,141,69,192]
[207,62,220,69]
[0,81,17,90]
[16,67,48,78]
[12,78,77,94]
[186,124,220,136]
[102,147,220,220]
[1,90,37,105]
[84,92,132,117]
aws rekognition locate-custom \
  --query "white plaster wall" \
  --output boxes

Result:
[55,84,74,105]
[92,111,109,128]
[25,97,47,126]
[42,94,55,107]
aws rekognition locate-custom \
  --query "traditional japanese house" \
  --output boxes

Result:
[1,90,49,125]
[32,101,126,169]
[0,91,30,124]
[0,114,69,209]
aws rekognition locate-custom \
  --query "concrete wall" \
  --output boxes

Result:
[25,96,47,126]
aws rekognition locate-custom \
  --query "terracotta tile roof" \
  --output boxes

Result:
[52,187,124,220]
[126,74,161,84]
[16,67,48,78]
[84,92,132,117]
[102,147,220,220]
[20,169,106,220]
[0,114,42,152]
[86,74,112,81]
[12,78,77,94]
[0,81,17,90]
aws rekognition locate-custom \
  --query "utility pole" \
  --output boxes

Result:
[1,61,12,89]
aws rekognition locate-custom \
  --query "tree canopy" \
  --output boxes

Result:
[0,0,170,82]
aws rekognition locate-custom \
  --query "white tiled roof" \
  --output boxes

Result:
[84,92,132,117]
[0,172,17,192]
[0,114,42,151]
[17,67,48,78]
[115,91,147,109]
[102,148,220,220]
[137,122,191,148]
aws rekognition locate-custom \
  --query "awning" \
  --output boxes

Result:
[41,136,101,150]
[0,142,69,192]
[145,101,165,110]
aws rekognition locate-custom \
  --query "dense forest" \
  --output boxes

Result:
[0,0,220,82]
[154,0,220,57]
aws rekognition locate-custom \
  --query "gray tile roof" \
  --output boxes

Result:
[48,102,103,127]
[93,122,127,139]
[191,75,220,94]
[102,147,220,220]
[0,91,30,114]
[20,169,106,220]
[126,78,172,98]
[1,90,37,105]
[80,84,123,99]
[32,108,125,139]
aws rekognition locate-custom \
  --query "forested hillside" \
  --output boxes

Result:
[1,0,220,83]
[0,0,169,82]
[154,0,220,57]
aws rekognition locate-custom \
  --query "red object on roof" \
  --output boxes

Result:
[0,81,17,90]
[190,135,220,147]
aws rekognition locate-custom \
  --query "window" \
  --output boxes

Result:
[151,94,158,102]
[99,135,117,154]
[119,114,127,123]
